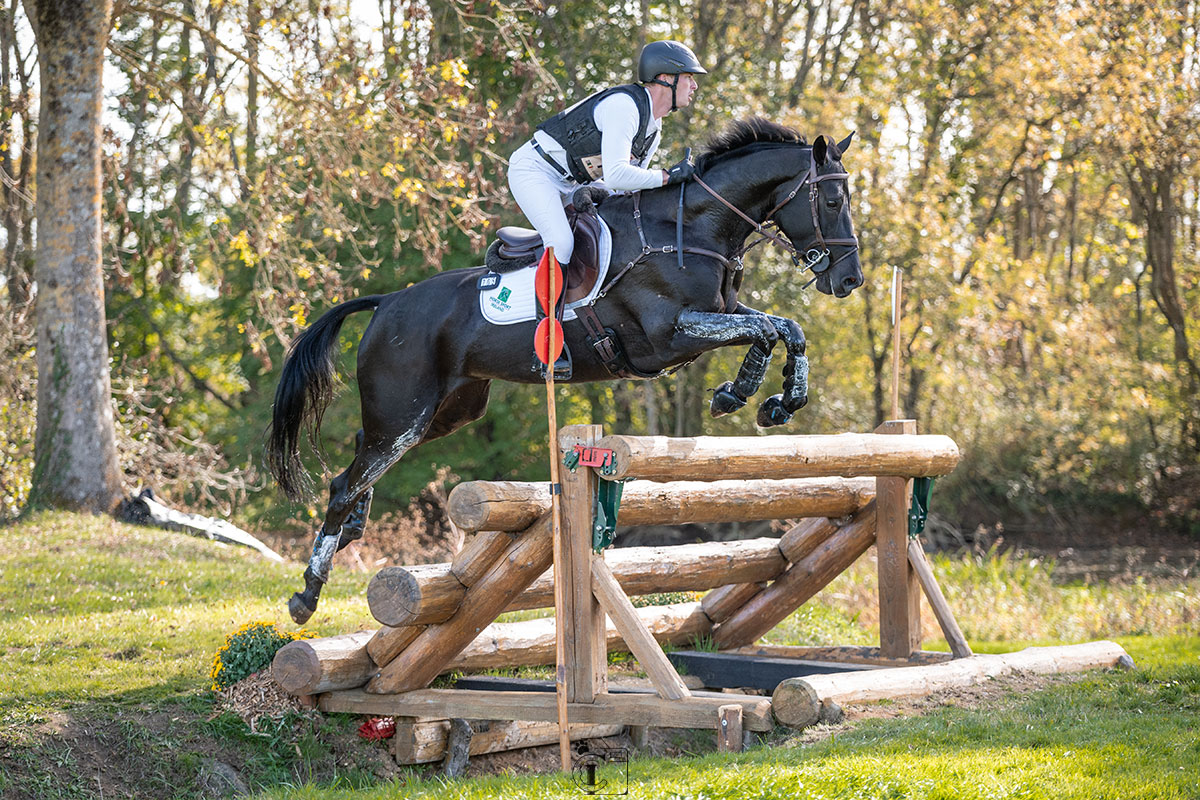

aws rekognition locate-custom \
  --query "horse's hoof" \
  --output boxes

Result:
[288,593,316,625]
[710,382,746,418]
[757,395,793,427]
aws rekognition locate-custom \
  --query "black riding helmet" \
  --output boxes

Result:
[637,40,706,112]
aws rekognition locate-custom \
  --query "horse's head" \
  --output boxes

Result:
[773,133,863,298]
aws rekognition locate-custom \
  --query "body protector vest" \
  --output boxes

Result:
[537,84,655,184]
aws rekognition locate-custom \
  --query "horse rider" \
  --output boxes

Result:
[507,40,705,372]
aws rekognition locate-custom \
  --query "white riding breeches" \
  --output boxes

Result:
[507,140,578,264]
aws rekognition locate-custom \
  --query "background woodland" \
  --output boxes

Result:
[1,0,1197,542]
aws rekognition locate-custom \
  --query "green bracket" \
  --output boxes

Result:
[593,478,626,552]
[908,476,934,539]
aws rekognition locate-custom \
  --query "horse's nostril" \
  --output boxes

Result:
[842,274,862,291]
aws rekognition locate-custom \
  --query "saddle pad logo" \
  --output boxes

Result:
[498,287,512,303]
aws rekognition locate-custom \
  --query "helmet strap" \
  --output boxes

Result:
[647,75,680,112]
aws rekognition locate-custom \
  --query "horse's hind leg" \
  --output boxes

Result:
[289,411,435,624]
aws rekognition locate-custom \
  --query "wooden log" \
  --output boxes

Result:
[393,719,624,765]
[778,517,839,564]
[713,502,877,649]
[271,631,376,696]
[907,538,973,659]
[700,582,766,625]
[593,433,962,482]
[365,538,790,628]
[717,705,744,753]
[591,556,691,701]
[450,601,712,671]
[366,625,422,667]
[366,513,555,694]
[727,645,953,667]
[450,531,517,587]
[368,565,465,627]
[448,477,876,533]
[320,688,776,731]
[772,641,1133,728]
[876,420,922,659]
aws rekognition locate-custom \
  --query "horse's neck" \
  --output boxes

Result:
[692,149,809,242]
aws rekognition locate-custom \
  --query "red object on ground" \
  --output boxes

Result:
[357,717,396,741]
[534,317,565,365]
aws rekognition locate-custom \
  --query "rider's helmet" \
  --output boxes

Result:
[638,41,706,112]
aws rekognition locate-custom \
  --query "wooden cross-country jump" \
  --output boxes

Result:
[272,423,1132,765]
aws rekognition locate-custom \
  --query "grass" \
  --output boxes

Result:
[0,511,1197,799]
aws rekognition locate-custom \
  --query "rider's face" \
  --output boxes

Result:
[675,73,698,107]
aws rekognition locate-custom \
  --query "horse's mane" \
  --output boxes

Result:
[696,117,808,170]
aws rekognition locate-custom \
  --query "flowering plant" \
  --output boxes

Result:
[210,621,314,691]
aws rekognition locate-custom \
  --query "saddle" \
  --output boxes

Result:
[485,187,607,304]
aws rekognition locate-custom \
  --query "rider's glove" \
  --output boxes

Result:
[664,150,696,185]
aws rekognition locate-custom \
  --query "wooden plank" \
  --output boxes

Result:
[772,641,1133,728]
[450,531,517,587]
[665,650,878,691]
[593,433,962,482]
[717,705,743,753]
[908,538,973,659]
[365,625,423,668]
[366,513,554,694]
[777,517,839,564]
[712,502,877,649]
[393,719,624,765]
[447,477,876,532]
[876,420,922,659]
[727,645,953,667]
[559,424,607,702]
[319,688,775,731]
[591,556,691,700]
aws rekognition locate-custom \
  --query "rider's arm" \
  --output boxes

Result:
[594,93,666,191]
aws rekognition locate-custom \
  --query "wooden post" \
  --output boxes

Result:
[559,424,607,702]
[876,419,921,658]
[907,539,973,658]
[717,705,744,753]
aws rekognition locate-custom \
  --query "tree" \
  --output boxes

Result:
[25,0,122,512]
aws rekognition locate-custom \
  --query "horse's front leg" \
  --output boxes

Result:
[733,304,810,427]
[673,309,779,418]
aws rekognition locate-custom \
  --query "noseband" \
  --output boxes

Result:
[693,156,859,278]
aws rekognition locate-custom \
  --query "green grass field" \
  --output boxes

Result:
[1,512,1197,799]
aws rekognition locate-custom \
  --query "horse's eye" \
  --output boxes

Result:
[825,198,841,209]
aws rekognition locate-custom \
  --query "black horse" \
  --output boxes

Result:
[267,118,863,623]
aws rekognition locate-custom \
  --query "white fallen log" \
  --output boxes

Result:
[117,488,284,562]
[772,640,1134,728]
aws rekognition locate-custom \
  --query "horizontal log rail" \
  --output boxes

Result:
[592,433,961,482]
[447,477,875,533]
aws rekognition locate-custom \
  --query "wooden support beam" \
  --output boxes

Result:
[367,513,555,694]
[700,582,766,625]
[907,538,973,659]
[772,641,1133,728]
[448,477,875,532]
[591,556,691,701]
[366,625,422,667]
[392,720,624,765]
[727,645,953,667]
[712,503,877,649]
[592,433,961,482]
[876,420,922,659]
[450,531,517,588]
[367,538,789,628]
[319,688,776,732]
[777,517,840,564]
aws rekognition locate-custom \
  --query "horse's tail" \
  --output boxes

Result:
[266,295,383,501]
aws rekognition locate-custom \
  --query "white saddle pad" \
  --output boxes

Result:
[478,217,613,326]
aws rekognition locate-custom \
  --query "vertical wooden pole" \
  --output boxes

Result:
[876,419,921,658]
[717,705,744,753]
[544,247,570,772]
[559,424,607,702]
[890,266,903,421]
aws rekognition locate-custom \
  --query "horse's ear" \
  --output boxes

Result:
[813,135,829,165]
[836,131,855,156]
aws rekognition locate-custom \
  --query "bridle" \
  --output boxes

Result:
[693,154,859,282]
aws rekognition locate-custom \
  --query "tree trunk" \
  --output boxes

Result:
[26,0,122,513]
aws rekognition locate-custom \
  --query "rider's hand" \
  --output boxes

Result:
[664,150,695,185]
[664,158,695,185]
